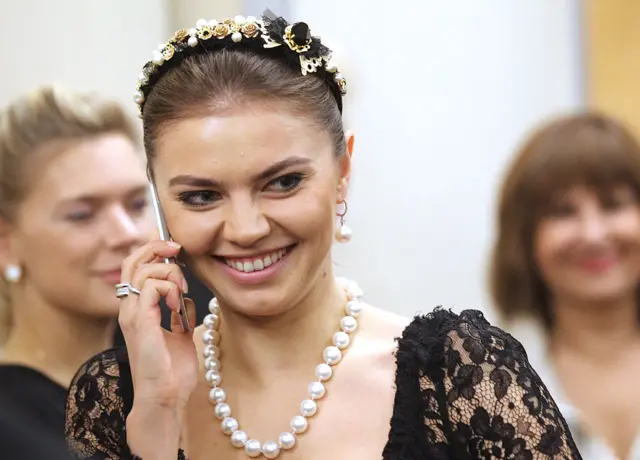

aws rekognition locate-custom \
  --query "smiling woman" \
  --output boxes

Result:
[65,11,582,460]
[0,86,154,460]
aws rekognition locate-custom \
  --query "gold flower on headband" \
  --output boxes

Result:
[171,29,189,43]
[212,24,230,39]
[335,74,347,95]
[197,25,214,40]
[241,22,260,38]
[162,44,175,60]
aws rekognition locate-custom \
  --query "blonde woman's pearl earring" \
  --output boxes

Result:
[4,265,22,283]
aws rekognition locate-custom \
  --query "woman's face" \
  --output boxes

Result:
[533,184,640,305]
[6,134,153,318]
[153,106,350,317]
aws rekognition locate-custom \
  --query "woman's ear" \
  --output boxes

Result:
[345,130,355,159]
[337,132,354,200]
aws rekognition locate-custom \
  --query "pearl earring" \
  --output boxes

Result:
[334,200,352,243]
[4,264,22,283]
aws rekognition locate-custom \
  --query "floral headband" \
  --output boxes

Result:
[134,9,347,117]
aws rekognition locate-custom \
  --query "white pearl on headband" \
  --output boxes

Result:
[208,19,218,27]
[133,91,144,105]
[152,50,164,65]
[325,61,338,73]
[246,16,257,24]
[138,72,148,84]
[188,36,198,47]
[158,43,166,51]
[196,18,208,28]
[234,15,246,24]
[232,32,242,43]
[188,27,197,37]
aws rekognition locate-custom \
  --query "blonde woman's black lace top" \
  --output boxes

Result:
[64,309,583,459]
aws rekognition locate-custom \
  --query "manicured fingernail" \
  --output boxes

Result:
[168,241,181,248]
[182,279,189,293]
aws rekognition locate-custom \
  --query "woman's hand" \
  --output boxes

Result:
[118,239,199,412]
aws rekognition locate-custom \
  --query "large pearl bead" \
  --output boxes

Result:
[208,297,219,314]
[301,399,317,417]
[315,363,332,381]
[234,15,246,24]
[204,313,220,329]
[262,440,280,459]
[346,300,363,317]
[214,402,231,419]
[231,430,247,447]
[340,316,358,333]
[308,381,325,400]
[188,36,198,47]
[203,344,220,359]
[333,331,350,349]
[335,224,352,243]
[196,18,208,28]
[291,415,308,433]
[202,329,220,345]
[323,345,342,365]
[221,417,238,434]
[205,357,220,371]
[244,439,262,457]
[231,32,242,43]
[279,432,296,449]
[209,387,226,404]
[205,370,222,386]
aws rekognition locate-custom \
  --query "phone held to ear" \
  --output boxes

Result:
[149,181,192,332]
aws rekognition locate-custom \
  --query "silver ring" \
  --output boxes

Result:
[115,283,142,299]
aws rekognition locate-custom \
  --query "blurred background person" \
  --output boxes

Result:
[0,86,154,459]
[490,113,640,460]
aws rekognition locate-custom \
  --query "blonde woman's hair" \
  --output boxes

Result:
[0,85,139,343]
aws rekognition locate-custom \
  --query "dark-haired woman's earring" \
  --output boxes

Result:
[335,201,352,243]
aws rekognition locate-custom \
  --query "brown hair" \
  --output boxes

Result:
[142,50,345,169]
[489,112,640,327]
[0,85,138,342]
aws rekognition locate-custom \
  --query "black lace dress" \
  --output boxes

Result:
[64,309,583,459]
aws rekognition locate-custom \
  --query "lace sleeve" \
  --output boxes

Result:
[64,347,135,459]
[427,309,582,459]
[64,347,188,460]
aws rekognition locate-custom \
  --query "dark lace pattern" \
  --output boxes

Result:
[65,309,582,459]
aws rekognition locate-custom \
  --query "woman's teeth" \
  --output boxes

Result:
[224,248,287,273]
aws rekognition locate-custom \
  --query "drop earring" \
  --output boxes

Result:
[4,264,22,283]
[335,200,352,243]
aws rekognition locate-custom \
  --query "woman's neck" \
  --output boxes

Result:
[1,287,116,388]
[550,294,640,362]
[217,268,347,387]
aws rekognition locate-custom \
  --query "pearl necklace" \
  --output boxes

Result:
[201,278,364,458]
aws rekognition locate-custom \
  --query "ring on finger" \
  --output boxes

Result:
[115,282,142,299]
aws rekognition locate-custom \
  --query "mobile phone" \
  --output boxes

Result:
[149,180,192,332]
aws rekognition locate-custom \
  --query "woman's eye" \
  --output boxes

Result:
[130,196,149,213]
[179,190,221,207]
[66,209,93,222]
[266,173,303,192]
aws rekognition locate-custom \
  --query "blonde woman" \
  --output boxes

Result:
[0,86,154,459]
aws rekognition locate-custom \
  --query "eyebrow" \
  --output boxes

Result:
[168,156,313,187]
[57,185,149,206]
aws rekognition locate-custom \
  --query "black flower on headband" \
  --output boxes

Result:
[134,9,346,117]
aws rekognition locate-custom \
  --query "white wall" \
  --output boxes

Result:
[0,0,171,118]
[291,0,585,321]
